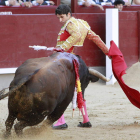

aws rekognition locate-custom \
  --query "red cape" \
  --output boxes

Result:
[108,41,140,109]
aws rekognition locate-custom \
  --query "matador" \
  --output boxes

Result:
[53,4,110,129]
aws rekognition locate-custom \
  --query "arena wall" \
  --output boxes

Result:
[0,6,57,14]
[0,11,139,89]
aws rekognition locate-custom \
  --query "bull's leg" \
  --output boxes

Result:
[45,84,75,129]
[3,114,16,138]
[14,121,28,137]
[78,100,92,127]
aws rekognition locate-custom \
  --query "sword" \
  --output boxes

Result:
[29,45,54,51]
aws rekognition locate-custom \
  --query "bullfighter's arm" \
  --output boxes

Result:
[87,30,109,55]
[60,22,81,51]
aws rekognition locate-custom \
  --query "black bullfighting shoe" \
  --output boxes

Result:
[52,123,68,129]
[77,122,92,128]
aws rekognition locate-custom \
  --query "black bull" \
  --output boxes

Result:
[0,52,109,137]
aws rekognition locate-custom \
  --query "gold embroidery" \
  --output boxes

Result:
[56,41,65,47]
[56,17,89,50]
[56,17,109,55]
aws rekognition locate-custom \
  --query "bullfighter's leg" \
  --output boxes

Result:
[51,87,78,129]
[3,114,16,138]
[45,97,72,129]
[52,114,68,129]
[78,100,92,127]
[14,121,28,136]
[45,110,68,130]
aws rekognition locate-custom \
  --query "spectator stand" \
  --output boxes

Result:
[0,0,139,14]
[0,0,60,14]
[71,0,140,13]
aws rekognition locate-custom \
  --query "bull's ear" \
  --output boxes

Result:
[88,73,99,82]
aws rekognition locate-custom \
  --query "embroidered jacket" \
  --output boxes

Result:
[56,17,109,54]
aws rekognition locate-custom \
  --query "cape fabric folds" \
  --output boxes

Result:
[108,41,140,109]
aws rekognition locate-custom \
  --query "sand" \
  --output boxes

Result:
[1,62,140,140]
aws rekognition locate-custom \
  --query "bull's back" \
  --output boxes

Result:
[27,56,75,96]
[8,52,79,122]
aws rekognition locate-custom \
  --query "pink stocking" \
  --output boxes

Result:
[53,114,66,126]
[80,100,90,123]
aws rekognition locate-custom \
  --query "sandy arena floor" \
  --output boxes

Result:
[0,62,140,140]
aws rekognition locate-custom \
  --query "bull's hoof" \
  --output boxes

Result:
[52,123,68,130]
[77,122,92,128]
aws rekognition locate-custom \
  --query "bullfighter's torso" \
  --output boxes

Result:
[56,17,90,53]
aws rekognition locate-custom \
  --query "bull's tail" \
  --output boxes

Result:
[0,69,39,100]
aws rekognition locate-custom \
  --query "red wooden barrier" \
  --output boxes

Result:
[138,11,140,61]
[0,12,139,69]
[0,6,57,14]
[123,5,140,11]
[72,5,140,13]
[0,14,60,68]
[119,11,139,68]
[0,13,106,68]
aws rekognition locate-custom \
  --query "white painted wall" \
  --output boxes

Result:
[0,68,17,90]
[0,74,15,90]
[0,66,106,90]
[106,8,119,85]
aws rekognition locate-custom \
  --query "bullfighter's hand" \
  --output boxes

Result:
[56,47,61,50]
[108,56,112,59]
[53,47,60,53]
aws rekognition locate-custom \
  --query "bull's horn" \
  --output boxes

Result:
[88,68,111,82]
